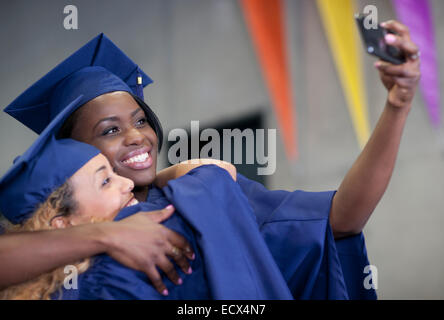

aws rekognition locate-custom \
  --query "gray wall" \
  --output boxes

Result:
[1,0,444,299]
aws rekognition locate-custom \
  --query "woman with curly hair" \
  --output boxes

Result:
[0,182,91,299]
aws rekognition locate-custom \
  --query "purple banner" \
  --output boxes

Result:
[392,0,441,128]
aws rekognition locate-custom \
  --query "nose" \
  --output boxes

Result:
[124,127,145,146]
[120,176,134,194]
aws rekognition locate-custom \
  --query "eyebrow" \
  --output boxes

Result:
[131,108,142,117]
[92,109,142,131]
[93,116,119,131]
[95,165,106,174]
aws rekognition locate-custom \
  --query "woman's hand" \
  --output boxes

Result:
[99,205,195,296]
[375,20,421,109]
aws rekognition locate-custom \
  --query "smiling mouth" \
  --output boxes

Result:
[125,196,139,208]
[121,149,153,170]
[123,152,150,164]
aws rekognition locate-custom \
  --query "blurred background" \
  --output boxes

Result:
[1,0,444,299]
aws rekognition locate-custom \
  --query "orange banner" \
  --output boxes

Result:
[240,0,298,160]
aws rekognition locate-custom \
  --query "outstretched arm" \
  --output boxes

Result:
[155,159,237,188]
[330,20,420,238]
[0,206,194,295]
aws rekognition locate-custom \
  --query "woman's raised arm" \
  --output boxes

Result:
[329,20,420,238]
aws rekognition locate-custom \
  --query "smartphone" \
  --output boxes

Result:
[355,13,406,65]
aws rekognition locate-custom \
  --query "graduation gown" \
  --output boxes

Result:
[59,165,376,300]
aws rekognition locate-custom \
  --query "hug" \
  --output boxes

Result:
[0,18,420,299]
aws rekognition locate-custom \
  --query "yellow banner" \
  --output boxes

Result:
[316,0,370,148]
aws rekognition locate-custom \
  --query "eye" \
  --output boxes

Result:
[102,177,111,187]
[135,117,147,127]
[102,126,120,136]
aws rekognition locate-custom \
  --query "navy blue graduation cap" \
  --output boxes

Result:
[0,96,100,224]
[3,33,162,148]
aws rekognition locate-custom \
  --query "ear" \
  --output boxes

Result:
[50,216,70,229]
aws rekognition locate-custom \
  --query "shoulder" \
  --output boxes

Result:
[236,173,336,224]
[183,163,236,183]
[182,160,236,181]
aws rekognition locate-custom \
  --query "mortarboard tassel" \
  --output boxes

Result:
[135,67,144,100]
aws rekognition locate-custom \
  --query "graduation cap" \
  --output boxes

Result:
[0,95,101,224]
[3,33,162,149]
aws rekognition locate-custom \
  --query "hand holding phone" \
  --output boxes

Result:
[355,14,406,65]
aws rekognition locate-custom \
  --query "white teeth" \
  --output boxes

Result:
[126,198,139,207]
[123,152,150,164]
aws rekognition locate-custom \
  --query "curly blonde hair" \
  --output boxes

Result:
[0,181,92,300]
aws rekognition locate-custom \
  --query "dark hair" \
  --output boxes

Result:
[130,93,163,152]
[58,108,81,140]
[58,93,163,152]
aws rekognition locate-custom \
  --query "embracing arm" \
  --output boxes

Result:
[0,223,106,289]
[155,159,237,188]
[330,20,420,239]
[0,206,194,295]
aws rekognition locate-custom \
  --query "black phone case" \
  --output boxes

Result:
[355,14,406,65]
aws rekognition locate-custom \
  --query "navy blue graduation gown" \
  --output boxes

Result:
[236,173,377,300]
[59,165,376,300]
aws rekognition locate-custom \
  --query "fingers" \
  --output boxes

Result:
[134,205,196,292]
[144,205,175,223]
[381,20,409,37]
[143,204,196,261]
[375,60,420,79]
[381,21,419,57]
[167,229,195,261]
[145,252,187,296]
[383,33,419,57]
[145,266,169,296]
[156,255,183,287]
[374,18,421,93]
[166,244,193,276]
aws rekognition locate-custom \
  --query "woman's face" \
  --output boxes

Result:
[70,91,158,189]
[67,153,139,225]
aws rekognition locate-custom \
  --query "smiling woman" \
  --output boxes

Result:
[53,153,137,228]
[60,91,159,201]
[0,136,103,299]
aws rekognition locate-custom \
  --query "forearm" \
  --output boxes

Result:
[0,223,108,288]
[155,159,236,188]
[331,101,410,237]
